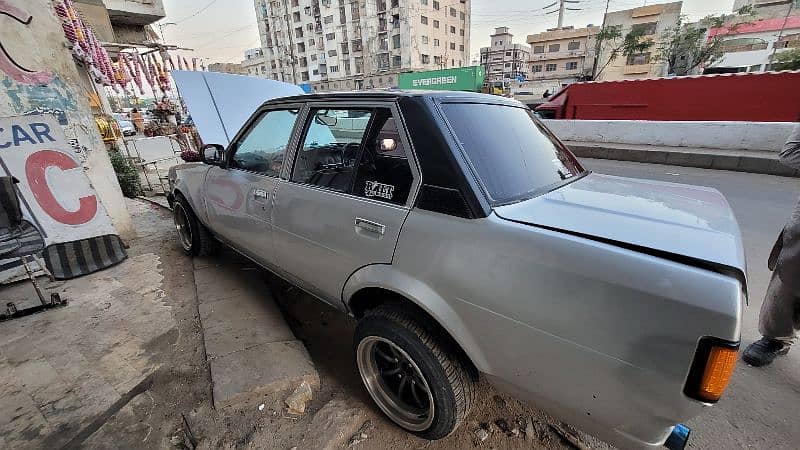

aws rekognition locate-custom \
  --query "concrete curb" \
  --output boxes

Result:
[566,141,800,178]
[192,250,319,409]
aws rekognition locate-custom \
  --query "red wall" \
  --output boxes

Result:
[539,71,800,122]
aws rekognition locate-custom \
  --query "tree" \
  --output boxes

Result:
[771,48,800,71]
[657,6,755,76]
[593,26,652,79]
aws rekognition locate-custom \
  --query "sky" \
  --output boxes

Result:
[157,0,738,67]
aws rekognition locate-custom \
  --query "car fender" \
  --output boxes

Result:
[342,263,492,373]
[169,163,212,225]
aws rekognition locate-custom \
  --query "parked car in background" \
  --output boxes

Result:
[168,91,745,449]
[116,119,136,136]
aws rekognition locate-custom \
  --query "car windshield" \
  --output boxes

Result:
[441,102,585,205]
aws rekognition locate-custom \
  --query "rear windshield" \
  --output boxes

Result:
[441,103,585,205]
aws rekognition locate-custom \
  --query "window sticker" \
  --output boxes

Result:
[364,181,394,200]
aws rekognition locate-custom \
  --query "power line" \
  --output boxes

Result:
[171,0,222,24]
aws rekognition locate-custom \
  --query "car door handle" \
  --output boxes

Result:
[355,217,385,236]
[253,188,269,200]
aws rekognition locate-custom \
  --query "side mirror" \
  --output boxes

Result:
[379,138,397,153]
[201,144,225,166]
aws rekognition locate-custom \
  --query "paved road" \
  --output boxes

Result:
[584,159,800,449]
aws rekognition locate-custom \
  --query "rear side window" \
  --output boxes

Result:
[291,108,372,192]
[441,103,584,205]
[290,107,414,205]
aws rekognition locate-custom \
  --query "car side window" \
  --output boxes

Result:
[229,109,298,176]
[291,108,372,192]
[352,111,413,206]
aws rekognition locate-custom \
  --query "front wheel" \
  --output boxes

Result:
[173,196,215,256]
[354,304,476,440]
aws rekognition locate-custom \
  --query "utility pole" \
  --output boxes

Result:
[546,0,581,29]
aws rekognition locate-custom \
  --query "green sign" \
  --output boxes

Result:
[398,66,485,92]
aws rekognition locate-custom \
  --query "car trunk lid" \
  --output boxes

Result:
[493,172,747,278]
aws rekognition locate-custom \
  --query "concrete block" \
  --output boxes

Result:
[202,314,295,360]
[710,155,742,172]
[737,157,775,175]
[298,398,371,450]
[210,341,319,408]
[666,151,714,169]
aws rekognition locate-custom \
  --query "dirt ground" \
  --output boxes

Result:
[0,199,601,449]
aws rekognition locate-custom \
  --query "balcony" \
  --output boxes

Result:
[104,0,165,26]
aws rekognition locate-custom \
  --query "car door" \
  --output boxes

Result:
[271,102,419,307]
[204,106,302,264]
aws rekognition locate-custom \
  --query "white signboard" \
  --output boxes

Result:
[0,115,118,282]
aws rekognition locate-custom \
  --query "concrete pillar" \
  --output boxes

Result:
[0,0,135,239]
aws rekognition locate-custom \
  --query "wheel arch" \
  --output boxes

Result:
[343,264,491,374]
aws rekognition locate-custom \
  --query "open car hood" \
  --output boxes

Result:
[494,172,747,280]
[172,70,303,146]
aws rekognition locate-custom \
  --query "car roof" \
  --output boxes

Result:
[263,90,523,107]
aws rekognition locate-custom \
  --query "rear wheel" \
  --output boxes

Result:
[173,196,215,256]
[354,304,476,440]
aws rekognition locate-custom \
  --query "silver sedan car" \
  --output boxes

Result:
[168,91,745,449]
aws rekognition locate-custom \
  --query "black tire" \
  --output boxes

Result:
[173,195,216,256]
[354,304,476,440]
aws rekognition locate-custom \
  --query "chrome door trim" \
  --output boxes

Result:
[355,217,386,235]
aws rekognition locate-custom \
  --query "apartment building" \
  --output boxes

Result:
[526,25,599,82]
[706,15,800,73]
[733,0,799,19]
[242,48,269,77]
[250,0,470,91]
[479,27,530,83]
[208,62,247,75]
[74,0,165,44]
[595,1,682,81]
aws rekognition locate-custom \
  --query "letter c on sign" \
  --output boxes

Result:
[25,150,97,225]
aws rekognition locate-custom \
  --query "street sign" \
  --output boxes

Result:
[398,66,485,92]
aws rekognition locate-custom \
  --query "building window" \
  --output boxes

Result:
[421,0,427,4]
[329,49,337,56]
[449,7,456,16]
[631,22,658,36]
[392,55,401,67]
[450,25,456,34]
[421,15,428,24]
[434,55,442,65]
[295,27,304,38]
[459,11,465,20]
[391,0,399,7]
[460,28,464,36]
[533,45,545,54]
[566,61,578,70]
[302,71,309,81]
[548,43,560,52]
[393,34,401,48]
[313,69,319,75]
[545,63,557,71]
[532,64,542,72]
[324,15,334,23]
[459,44,464,51]
[505,51,511,56]
[330,65,339,72]
[298,42,306,52]
[422,54,430,63]
[504,62,511,67]
[326,32,336,40]
[422,35,429,44]
[432,0,439,9]
[433,38,440,46]
[433,20,439,28]
[450,42,455,50]
[626,52,651,65]
[568,41,580,50]
[299,56,308,66]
